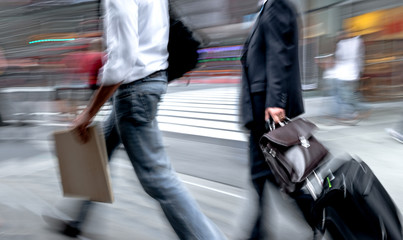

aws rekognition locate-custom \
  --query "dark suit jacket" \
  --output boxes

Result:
[240,0,304,129]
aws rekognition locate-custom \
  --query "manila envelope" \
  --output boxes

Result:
[53,125,113,203]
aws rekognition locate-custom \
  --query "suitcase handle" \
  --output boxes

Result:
[305,171,322,200]
[305,169,335,200]
[305,178,318,200]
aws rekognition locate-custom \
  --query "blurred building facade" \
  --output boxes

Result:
[0,0,402,100]
[0,0,101,87]
[303,0,403,100]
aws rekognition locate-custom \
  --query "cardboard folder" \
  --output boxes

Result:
[53,125,113,203]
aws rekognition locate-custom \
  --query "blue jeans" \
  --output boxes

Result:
[74,72,226,240]
[332,80,370,119]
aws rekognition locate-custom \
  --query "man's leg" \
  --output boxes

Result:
[65,103,122,235]
[248,127,279,240]
[247,93,273,240]
[115,78,226,240]
[328,78,340,118]
[248,175,267,240]
[333,79,344,118]
[337,80,357,119]
[349,80,370,114]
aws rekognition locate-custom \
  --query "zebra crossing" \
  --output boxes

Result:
[93,87,247,142]
[158,87,246,141]
[5,85,364,141]
[91,87,368,141]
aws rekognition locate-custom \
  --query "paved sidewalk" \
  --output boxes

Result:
[0,141,247,240]
[1,92,403,239]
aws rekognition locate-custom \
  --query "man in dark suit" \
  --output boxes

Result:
[239,0,304,238]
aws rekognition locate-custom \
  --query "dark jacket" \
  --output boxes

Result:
[240,0,304,129]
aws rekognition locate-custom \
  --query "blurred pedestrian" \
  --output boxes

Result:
[315,54,339,118]
[239,0,306,239]
[56,38,105,119]
[332,30,371,122]
[44,0,226,239]
[60,38,104,91]
[0,47,8,126]
[80,38,104,91]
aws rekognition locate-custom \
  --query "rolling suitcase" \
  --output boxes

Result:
[311,157,403,240]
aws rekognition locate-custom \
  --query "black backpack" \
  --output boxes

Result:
[167,8,201,82]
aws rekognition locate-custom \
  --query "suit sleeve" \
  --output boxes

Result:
[262,12,296,110]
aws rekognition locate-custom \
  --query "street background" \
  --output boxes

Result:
[0,82,402,239]
[1,0,403,239]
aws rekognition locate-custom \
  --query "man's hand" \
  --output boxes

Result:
[72,110,92,143]
[70,83,121,143]
[265,107,285,123]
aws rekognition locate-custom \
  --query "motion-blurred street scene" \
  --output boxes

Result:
[0,0,403,239]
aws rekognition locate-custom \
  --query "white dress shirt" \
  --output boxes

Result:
[101,0,169,85]
[323,67,336,79]
[333,36,364,81]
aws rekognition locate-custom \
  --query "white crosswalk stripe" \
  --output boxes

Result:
[92,87,247,142]
[7,87,247,141]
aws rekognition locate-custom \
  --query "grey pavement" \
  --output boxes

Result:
[0,87,403,239]
[0,140,247,240]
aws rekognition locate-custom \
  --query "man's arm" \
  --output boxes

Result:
[261,12,296,122]
[72,0,140,142]
[72,83,121,142]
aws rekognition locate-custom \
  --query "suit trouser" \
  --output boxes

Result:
[248,93,314,240]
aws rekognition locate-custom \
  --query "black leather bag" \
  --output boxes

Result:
[167,8,200,82]
[259,118,329,193]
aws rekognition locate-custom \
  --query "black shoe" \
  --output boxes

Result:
[42,214,81,238]
[62,222,81,238]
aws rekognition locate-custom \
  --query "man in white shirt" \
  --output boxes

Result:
[332,31,371,121]
[50,0,226,239]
